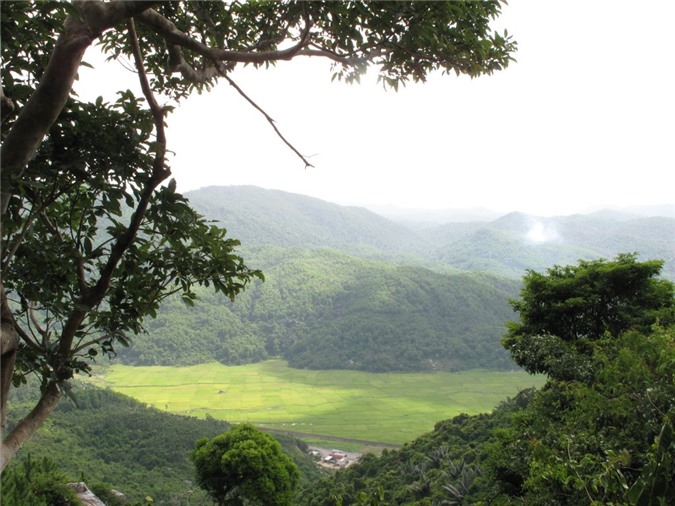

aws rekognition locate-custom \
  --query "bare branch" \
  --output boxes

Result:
[127,19,167,163]
[222,74,314,169]
[56,18,171,357]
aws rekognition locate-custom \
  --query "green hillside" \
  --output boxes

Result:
[5,384,319,504]
[187,187,674,280]
[116,187,673,372]
[431,211,675,279]
[118,248,520,372]
[186,185,428,261]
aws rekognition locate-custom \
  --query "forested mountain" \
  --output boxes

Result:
[187,186,675,280]
[118,248,520,372]
[185,186,427,261]
[117,186,673,372]
[429,212,675,279]
[297,256,675,505]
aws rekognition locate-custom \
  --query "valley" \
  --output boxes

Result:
[5,186,673,504]
[85,360,546,445]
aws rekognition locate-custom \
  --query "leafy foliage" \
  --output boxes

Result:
[503,253,674,381]
[192,423,300,506]
[486,324,675,505]
[484,257,675,504]
[0,455,79,506]
[2,94,262,388]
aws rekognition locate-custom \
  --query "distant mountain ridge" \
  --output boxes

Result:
[186,186,675,280]
[185,185,426,260]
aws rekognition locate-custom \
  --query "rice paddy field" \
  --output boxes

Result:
[88,360,545,445]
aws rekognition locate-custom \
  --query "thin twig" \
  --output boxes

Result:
[222,73,314,168]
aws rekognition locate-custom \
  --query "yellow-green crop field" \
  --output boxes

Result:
[88,360,545,445]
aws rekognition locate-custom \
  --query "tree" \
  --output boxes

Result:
[0,455,80,506]
[502,253,675,382]
[191,423,299,506]
[0,1,516,469]
[488,255,675,504]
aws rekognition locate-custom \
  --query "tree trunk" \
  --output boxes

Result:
[0,381,61,472]
[0,2,157,471]
[0,324,18,436]
[1,286,18,436]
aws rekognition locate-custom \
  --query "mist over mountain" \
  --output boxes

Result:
[186,186,674,280]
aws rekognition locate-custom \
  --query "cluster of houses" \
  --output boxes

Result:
[309,448,355,468]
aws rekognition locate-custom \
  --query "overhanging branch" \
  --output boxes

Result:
[222,74,314,169]
[137,8,312,65]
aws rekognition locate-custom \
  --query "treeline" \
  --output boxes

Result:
[4,385,321,504]
[117,248,520,372]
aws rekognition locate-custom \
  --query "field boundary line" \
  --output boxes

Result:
[260,427,402,449]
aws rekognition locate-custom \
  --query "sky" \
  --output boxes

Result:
[77,1,675,217]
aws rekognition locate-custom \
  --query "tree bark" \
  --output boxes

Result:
[0,381,61,472]
[1,287,18,438]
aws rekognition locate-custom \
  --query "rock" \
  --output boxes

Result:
[67,482,106,506]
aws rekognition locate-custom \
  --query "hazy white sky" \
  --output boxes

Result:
[78,1,675,217]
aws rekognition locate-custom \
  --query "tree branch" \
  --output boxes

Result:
[1,381,61,471]
[56,18,171,358]
[72,332,123,355]
[0,205,39,279]
[0,84,14,125]
[137,8,311,65]
[1,288,19,436]
[0,1,158,215]
[222,74,314,169]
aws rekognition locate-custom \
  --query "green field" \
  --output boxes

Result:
[89,360,545,445]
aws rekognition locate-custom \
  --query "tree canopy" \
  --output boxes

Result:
[191,423,300,506]
[0,0,515,470]
[503,253,675,381]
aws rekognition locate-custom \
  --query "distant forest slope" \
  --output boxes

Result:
[185,185,427,261]
[187,186,675,280]
[119,248,520,372]
[422,211,675,279]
